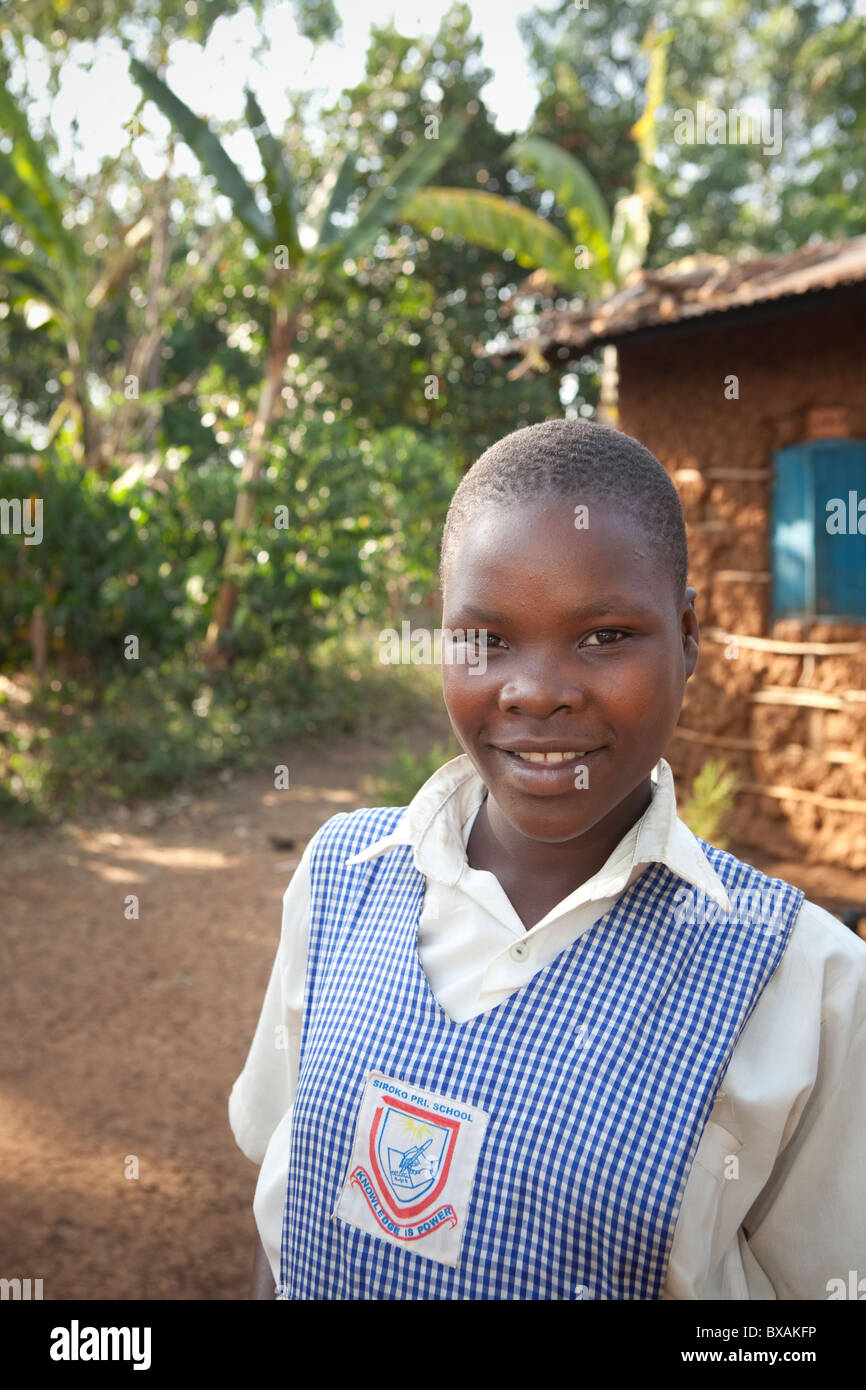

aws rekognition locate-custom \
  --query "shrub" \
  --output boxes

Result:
[681,757,739,849]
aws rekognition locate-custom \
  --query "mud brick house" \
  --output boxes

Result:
[502,236,866,870]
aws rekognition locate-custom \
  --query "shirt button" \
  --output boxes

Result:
[510,941,530,963]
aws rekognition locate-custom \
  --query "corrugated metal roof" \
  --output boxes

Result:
[499,235,866,367]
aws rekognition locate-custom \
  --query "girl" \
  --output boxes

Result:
[230,418,866,1300]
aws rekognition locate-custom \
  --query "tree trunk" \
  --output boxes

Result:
[141,193,172,454]
[29,605,48,680]
[66,336,104,475]
[203,304,297,668]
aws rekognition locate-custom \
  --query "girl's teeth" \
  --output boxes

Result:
[514,750,586,763]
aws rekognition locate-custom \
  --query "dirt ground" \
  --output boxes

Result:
[2,735,865,1301]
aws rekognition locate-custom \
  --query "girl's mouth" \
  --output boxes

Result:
[508,750,587,764]
[492,746,604,792]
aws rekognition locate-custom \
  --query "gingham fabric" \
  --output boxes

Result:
[277,806,804,1301]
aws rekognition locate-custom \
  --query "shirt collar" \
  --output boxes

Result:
[345,754,731,912]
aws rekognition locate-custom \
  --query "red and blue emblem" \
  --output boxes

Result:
[337,1074,490,1260]
[369,1097,459,1218]
[346,1094,461,1243]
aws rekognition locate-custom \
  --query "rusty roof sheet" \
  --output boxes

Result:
[501,234,866,364]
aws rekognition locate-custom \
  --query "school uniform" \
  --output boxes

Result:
[229,755,866,1300]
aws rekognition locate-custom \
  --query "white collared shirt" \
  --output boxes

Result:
[229,755,866,1300]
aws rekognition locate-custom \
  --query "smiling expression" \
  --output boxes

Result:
[441,494,699,850]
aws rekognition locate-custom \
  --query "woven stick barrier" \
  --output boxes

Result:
[713,571,773,583]
[672,726,866,768]
[671,762,866,815]
[704,468,771,481]
[749,687,866,710]
[736,782,866,815]
[672,727,767,751]
[703,627,866,656]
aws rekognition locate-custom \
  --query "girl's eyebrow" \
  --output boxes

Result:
[448,596,659,624]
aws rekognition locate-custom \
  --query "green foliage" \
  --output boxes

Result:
[130,58,275,247]
[309,6,562,457]
[399,17,672,414]
[0,635,447,822]
[291,0,340,46]
[508,135,612,283]
[209,420,462,659]
[680,758,740,851]
[1,1,561,499]
[0,452,186,669]
[244,87,302,263]
[6,1,327,60]
[0,72,85,331]
[372,734,462,808]
[336,112,465,264]
[129,53,463,272]
[0,77,79,270]
[402,186,584,290]
[0,414,459,675]
[520,0,866,258]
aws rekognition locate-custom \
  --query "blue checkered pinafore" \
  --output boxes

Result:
[277,806,803,1300]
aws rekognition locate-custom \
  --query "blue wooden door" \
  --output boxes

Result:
[772,440,866,622]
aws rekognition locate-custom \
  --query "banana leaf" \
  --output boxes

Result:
[401,185,587,293]
[129,56,272,246]
[310,147,359,247]
[336,111,464,263]
[0,77,79,261]
[508,135,612,282]
[244,88,301,262]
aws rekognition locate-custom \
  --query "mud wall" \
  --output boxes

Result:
[617,298,866,868]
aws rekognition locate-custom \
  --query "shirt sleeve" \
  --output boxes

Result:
[740,900,866,1298]
[227,833,316,1164]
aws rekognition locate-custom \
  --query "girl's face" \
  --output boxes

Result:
[441,494,699,846]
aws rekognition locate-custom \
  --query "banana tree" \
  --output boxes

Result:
[130,57,463,665]
[401,21,673,421]
[0,78,153,473]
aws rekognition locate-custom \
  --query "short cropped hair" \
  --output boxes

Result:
[439,417,688,599]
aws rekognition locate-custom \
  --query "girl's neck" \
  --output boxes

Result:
[466,779,653,918]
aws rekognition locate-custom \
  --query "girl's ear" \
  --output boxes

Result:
[682,586,700,679]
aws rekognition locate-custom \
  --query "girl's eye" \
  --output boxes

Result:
[451,631,506,651]
[447,631,500,650]
[581,628,626,647]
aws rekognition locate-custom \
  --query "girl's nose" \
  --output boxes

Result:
[496,661,587,716]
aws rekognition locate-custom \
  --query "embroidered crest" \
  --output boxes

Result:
[334,1071,488,1265]
[371,1097,458,1215]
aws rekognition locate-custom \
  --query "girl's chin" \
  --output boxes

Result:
[489,805,609,847]
[485,786,612,841]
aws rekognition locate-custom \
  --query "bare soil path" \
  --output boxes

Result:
[0,733,419,1300]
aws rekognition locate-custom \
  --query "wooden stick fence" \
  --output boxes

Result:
[702,627,866,656]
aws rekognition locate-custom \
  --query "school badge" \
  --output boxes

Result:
[334,1071,489,1266]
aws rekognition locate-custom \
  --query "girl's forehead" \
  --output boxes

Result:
[467,491,632,533]
[443,497,678,613]
[451,496,648,567]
